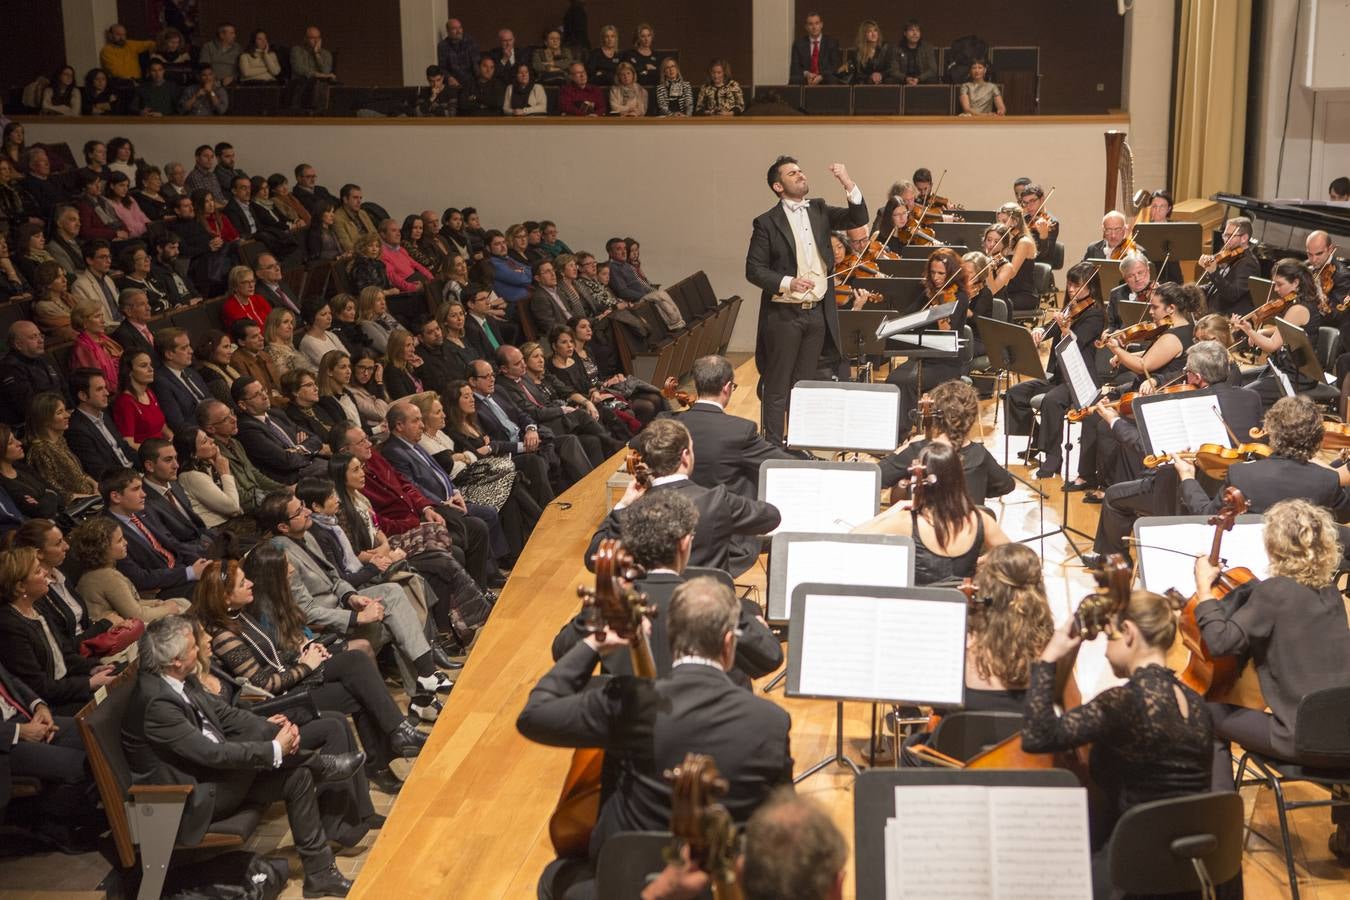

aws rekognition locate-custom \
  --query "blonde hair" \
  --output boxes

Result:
[853,19,883,64]
[928,379,978,444]
[1263,498,1340,588]
[69,299,105,331]
[352,232,381,257]
[0,547,40,604]
[1193,313,1233,346]
[968,544,1053,688]
[407,390,439,421]
[1121,590,1179,650]
[356,286,385,322]
[263,307,294,344]
[385,327,414,371]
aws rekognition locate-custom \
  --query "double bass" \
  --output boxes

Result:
[664,753,743,900]
[548,540,658,857]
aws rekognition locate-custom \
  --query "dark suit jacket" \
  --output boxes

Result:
[381,435,456,504]
[150,261,202,307]
[675,402,794,499]
[0,606,96,712]
[587,477,781,577]
[0,658,43,749]
[788,35,843,83]
[464,314,502,362]
[152,365,213,431]
[745,193,868,371]
[1117,383,1265,485]
[529,286,583,338]
[551,571,783,681]
[235,410,321,484]
[292,184,338,217]
[1180,456,1350,521]
[106,510,198,596]
[475,388,540,445]
[122,672,279,845]
[416,341,469,394]
[517,641,792,860]
[66,407,136,478]
[143,479,212,549]
[112,319,156,358]
[258,279,302,316]
[223,198,259,239]
[1206,248,1261,316]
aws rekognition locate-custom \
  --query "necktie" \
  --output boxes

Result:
[479,395,519,442]
[412,443,454,498]
[264,416,296,448]
[130,514,175,566]
[93,415,132,467]
[0,678,29,722]
[517,380,544,408]
[183,688,224,743]
[98,277,119,321]
[163,485,189,521]
[137,322,154,345]
[811,40,820,74]
[179,370,205,402]
[275,286,299,314]
[483,320,500,350]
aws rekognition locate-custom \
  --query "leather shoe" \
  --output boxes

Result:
[1078,552,1106,570]
[487,570,508,589]
[390,719,428,758]
[311,751,365,784]
[366,813,388,830]
[302,864,353,898]
[432,646,464,670]
[367,765,404,794]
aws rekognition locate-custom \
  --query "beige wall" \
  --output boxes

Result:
[1121,0,1174,196]
[21,116,1125,350]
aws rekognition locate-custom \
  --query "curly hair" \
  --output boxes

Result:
[1192,313,1232,346]
[968,543,1053,688]
[1155,281,1206,320]
[69,516,122,570]
[1264,498,1340,588]
[1264,396,1322,462]
[928,379,978,444]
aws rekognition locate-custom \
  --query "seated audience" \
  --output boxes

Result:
[0,322,62,429]
[843,20,895,85]
[281,369,343,441]
[132,166,169,220]
[436,17,479,88]
[403,215,445,278]
[299,297,349,367]
[116,251,169,316]
[504,63,547,116]
[625,23,662,86]
[330,293,372,355]
[383,329,424,399]
[959,59,1005,117]
[305,201,345,262]
[194,329,242,404]
[135,61,176,116]
[894,19,939,84]
[41,66,82,116]
[69,516,187,623]
[231,376,325,484]
[316,350,373,434]
[412,316,467,393]
[229,319,284,406]
[349,232,398,298]
[696,59,745,116]
[333,184,376,254]
[655,58,693,117]
[460,58,504,116]
[150,327,212,431]
[69,300,123,392]
[378,218,432,294]
[112,350,170,448]
[253,251,303,316]
[0,424,70,521]
[265,307,312,377]
[66,366,137,476]
[15,223,54,286]
[83,68,126,115]
[171,426,244,532]
[71,241,123,325]
[560,63,606,116]
[349,349,392,427]
[588,25,622,85]
[267,174,312,228]
[32,263,78,342]
[150,234,204,307]
[238,29,280,83]
[288,26,338,110]
[356,286,401,354]
[414,66,455,117]
[104,173,150,238]
[531,29,572,85]
[196,399,284,516]
[179,65,229,115]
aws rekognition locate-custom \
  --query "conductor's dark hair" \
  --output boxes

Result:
[620,490,698,570]
[766,155,798,195]
[692,355,734,397]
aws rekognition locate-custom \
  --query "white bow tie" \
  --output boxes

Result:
[784,201,808,214]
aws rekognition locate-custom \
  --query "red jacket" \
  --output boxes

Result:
[360,449,433,535]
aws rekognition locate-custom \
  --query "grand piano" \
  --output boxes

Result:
[1214,193,1350,244]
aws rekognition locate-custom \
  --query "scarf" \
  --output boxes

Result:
[509,81,534,109]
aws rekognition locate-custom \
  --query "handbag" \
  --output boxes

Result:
[80,618,145,658]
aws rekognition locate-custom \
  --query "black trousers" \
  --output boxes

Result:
[409,549,491,635]
[1004,377,1049,437]
[1207,703,1282,791]
[1093,476,1157,556]
[299,712,374,849]
[1,714,92,826]
[213,760,335,877]
[759,302,826,444]
[308,647,408,769]
[498,477,544,560]
[440,503,494,584]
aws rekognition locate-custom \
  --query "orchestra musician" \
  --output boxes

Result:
[878,378,1014,505]
[1025,590,1214,894]
[1004,262,1105,480]
[1017,183,1059,264]
[1139,189,1184,283]
[1174,395,1350,520]
[1305,230,1350,376]
[885,247,969,436]
[985,206,1038,314]
[520,577,793,900]
[1082,210,1140,262]
[1086,341,1263,565]
[852,441,1009,585]
[961,250,996,360]
[1197,217,1259,316]
[1231,257,1324,406]
[1106,255,1153,332]
[1192,499,1350,853]
[876,199,913,253]
[745,157,867,445]
[911,167,957,221]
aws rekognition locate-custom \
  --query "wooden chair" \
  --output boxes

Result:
[75,664,265,900]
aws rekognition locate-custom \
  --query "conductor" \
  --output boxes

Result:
[746,157,868,445]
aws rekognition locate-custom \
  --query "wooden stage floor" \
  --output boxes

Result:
[351,357,1350,900]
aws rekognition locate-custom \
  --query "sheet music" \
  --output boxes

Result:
[1055,336,1099,410]
[876,302,958,339]
[797,594,965,704]
[763,467,877,535]
[788,386,899,452]
[780,541,911,618]
[888,331,961,352]
[1135,521,1269,597]
[1136,394,1230,456]
[885,786,1091,900]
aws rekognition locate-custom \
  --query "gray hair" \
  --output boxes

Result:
[668,577,738,659]
[386,401,414,431]
[138,614,194,674]
[118,287,147,310]
[1186,340,1229,386]
[1119,255,1149,275]
[691,355,734,398]
[165,161,184,177]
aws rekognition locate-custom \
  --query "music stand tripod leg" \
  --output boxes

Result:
[793,701,863,783]
[1023,421,1094,562]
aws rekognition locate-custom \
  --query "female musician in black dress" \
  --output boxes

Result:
[963,542,1055,711]
[1232,257,1323,406]
[885,247,969,439]
[1004,262,1105,480]
[986,207,1038,313]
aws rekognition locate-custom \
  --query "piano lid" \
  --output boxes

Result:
[1213,193,1350,241]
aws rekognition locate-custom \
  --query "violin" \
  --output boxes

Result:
[664,754,743,900]
[659,382,692,408]
[1094,315,1174,349]
[915,395,936,440]
[1170,488,1266,709]
[1244,289,1299,330]
[548,540,658,857]
[626,449,654,487]
[1142,442,1273,478]
[834,285,884,308]
[897,218,940,247]
[1065,382,1195,423]
[1110,234,1140,261]
[1250,419,1350,450]
[922,192,964,212]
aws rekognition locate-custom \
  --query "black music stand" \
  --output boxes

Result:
[1026,334,1098,563]
[1135,222,1204,262]
[876,258,929,279]
[836,309,893,382]
[973,316,1049,500]
[1117,299,1150,327]
[853,276,926,314]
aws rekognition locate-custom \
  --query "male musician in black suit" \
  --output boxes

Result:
[788,12,843,85]
[1105,256,1154,334]
[254,252,303,316]
[232,376,327,484]
[553,490,781,684]
[519,577,792,898]
[467,359,593,487]
[495,345,620,466]
[1082,210,1137,262]
[1175,395,1350,520]
[1198,216,1260,317]
[1087,341,1266,562]
[67,367,137,477]
[745,158,867,445]
[122,616,358,898]
[676,354,793,499]
[111,288,159,356]
[587,419,780,577]
[1019,183,1060,264]
[138,438,218,556]
[151,327,213,431]
[100,468,209,599]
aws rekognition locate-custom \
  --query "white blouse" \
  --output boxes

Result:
[300,331,348,367]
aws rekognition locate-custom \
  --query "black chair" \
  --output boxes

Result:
[751,84,802,109]
[926,711,1023,761]
[682,566,735,591]
[596,831,713,898]
[228,84,282,116]
[802,85,851,115]
[903,84,954,115]
[543,85,561,115]
[1234,686,1350,900]
[1317,326,1341,372]
[170,300,218,336]
[851,85,902,115]
[1049,242,1066,271]
[1107,792,1244,899]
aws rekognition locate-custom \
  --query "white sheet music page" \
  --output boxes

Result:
[989,788,1092,899]
[763,467,876,534]
[781,541,911,619]
[1136,394,1230,456]
[1136,522,1269,596]
[788,386,899,452]
[888,786,993,900]
[797,594,965,704]
[1055,336,1099,411]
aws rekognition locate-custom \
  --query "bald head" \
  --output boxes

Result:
[1306,230,1336,268]
[8,320,43,357]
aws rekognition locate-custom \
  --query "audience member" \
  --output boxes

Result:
[238,29,280,82]
[265,307,312,377]
[193,329,241,404]
[378,218,431,293]
[625,23,661,86]
[179,65,229,116]
[41,66,82,116]
[288,26,338,110]
[959,59,1005,117]
[789,12,842,85]
[655,58,693,117]
[532,29,573,85]
[27,393,100,505]
[66,367,136,476]
[0,423,71,521]
[69,300,123,392]
[437,18,480,88]
[74,172,127,243]
[333,184,377,254]
[70,514,186,623]
[504,63,547,116]
[292,164,338,217]
[198,398,285,514]
[32,263,77,342]
[150,233,203,306]
[560,63,606,116]
[490,29,519,82]
[82,68,126,115]
[305,201,344,262]
[150,27,194,81]
[696,59,745,116]
[894,19,939,84]
[20,149,60,222]
[414,66,456,118]
[152,328,212,431]
[222,265,272,330]
[268,173,312,227]
[460,58,504,116]
[198,21,242,85]
[0,322,61,428]
[232,375,325,484]
[111,350,169,449]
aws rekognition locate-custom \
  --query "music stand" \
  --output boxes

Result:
[853,276,927,313]
[876,258,930,279]
[1274,315,1334,388]
[1132,515,1268,598]
[1117,299,1149,327]
[1247,276,1273,311]
[836,309,894,382]
[1134,222,1204,262]
[1026,334,1098,562]
[787,381,901,454]
[853,769,1081,900]
[1096,259,1126,298]
[899,244,966,259]
[972,316,1049,499]
[786,583,967,783]
[930,221,990,247]
[758,459,881,535]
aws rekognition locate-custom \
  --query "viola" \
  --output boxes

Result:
[659,381,692,408]
[548,540,657,857]
[664,754,743,900]
[1142,442,1272,478]
[915,395,936,440]
[1251,419,1350,451]
[1171,488,1265,709]
[1094,315,1174,349]
[1066,382,1195,423]
[626,449,654,487]
[1244,289,1299,330]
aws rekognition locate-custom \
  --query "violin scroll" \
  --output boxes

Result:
[626,450,652,489]
[664,753,740,893]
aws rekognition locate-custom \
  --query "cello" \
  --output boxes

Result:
[664,753,744,900]
[1170,487,1265,709]
[547,540,658,857]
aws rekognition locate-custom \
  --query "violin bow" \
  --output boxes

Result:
[835,226,882,282]
[1197,231,1241,289]
[1212,405,1242,448]
[1225,279,1278,353]
[903,168,946,248]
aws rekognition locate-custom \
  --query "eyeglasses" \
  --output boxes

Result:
[206,412,237,427]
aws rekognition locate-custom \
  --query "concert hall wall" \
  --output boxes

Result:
[789,1,1126,114]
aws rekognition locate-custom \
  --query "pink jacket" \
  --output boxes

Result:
[380,243,432,293]
[71,330,123,393]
